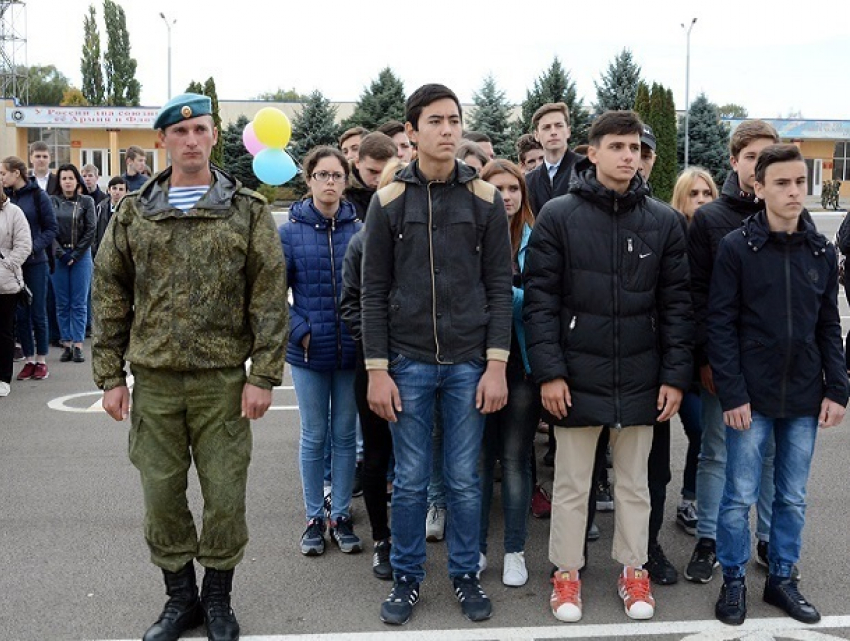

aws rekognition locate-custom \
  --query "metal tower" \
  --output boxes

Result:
[0,0,28,104]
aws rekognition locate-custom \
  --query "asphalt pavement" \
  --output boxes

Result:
[1,213,849,641]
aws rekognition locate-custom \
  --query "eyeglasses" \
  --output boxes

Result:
[311,171,346,183]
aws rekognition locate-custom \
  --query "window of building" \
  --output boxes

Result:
[833,142,850,181]
[26,128,71,168]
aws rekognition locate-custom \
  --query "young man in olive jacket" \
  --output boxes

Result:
[708,144,848,626]
[523,110,693,623]
[360,83,513,626]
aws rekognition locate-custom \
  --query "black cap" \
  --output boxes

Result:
[641,125,656,152]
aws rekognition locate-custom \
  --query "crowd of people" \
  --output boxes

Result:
[1,85,847,641]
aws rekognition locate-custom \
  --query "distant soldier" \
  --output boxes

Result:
[92,93,288,641]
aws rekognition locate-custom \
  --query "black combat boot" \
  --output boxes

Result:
[201,568,239,641]
[143,562,203,641]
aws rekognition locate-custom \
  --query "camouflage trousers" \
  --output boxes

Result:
[129,365,252,572]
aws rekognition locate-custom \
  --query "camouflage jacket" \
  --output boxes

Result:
[92,165,288,391]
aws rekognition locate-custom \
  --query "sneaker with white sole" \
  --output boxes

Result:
[0,381,10,397]
[502,551,528,587]
[618,566,655,620]
[425,504,446,542]
[677,499,698,535]
[550,569,582,622]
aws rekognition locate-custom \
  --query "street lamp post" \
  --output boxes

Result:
[682,17,697,169]
[159,12,176,100]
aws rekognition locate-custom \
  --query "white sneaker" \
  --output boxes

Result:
[425,504,446,542]
[502,551,528,587]
[0,381,9,397]
[478,552,487,578]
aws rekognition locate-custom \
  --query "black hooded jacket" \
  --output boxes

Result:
[707,211,849,416]
[523,163,693,428]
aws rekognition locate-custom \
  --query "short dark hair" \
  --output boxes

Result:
[108,176,128,188]
[29,141,49,155]
[376,120,404,139]
[532,102,570,130]
[339,126,368,148]
[126,145,145,161]
[358,132,397,162]
[51,163,86,196]
[515,134,542,163]
[588,110,644,147]
[463,131,491,144]
[456,141,489,167]
[730,119,780,158]
[755,144,804,185]
[405,84,462,131]
[302,145,349,181]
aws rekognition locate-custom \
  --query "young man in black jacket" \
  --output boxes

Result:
[360,83,513,626]
[344,132,397,221]
[686,120,785,584]
[525,102,583,215]
[708,144,848,625]
[523,110,693,622]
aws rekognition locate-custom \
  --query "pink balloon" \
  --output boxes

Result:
[242,122,265,156]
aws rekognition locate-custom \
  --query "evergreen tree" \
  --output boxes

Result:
[204,78,224,167]
[633,81,651,120]
[520,57,590,146]
[677,93,731,186]
[80,5,105,105]
[222,115,259,190]
[185,80,203,94]
[642,84,677,202]
[468,74,515,158]
[103,0,140,106]
[343,68,406,131]
[593,48,642,115]
[289,90,340,196]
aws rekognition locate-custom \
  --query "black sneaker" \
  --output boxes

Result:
[595,478,614,512]
[13,345,24,362]
[715,577,747,625]
[73,346,85,363]
[646,541,678,585]
[60,346,73,362]
[684,537,718,583]
[756,540,801,581]
[352,461,364,498]
[676,500,698,536]
[330,516,362,553]
[763,575,820,623]
[452,573,492,622]
[586,520,600,542]
[373,539,392,580]
[380,577,420,625]
[300,518,325,556]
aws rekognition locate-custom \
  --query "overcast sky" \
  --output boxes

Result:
[19,0,850,120]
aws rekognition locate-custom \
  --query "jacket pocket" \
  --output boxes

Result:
[620,234,659,292]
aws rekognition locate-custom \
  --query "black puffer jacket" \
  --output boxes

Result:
[708,211,848,416]
[523,164,693,428]
[688,171,813,366]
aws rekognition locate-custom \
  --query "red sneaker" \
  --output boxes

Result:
[32,363,49,380]
[531,484,552,519]
[618,566,655,620]
[551,570,582,621]
[17,362,36,380]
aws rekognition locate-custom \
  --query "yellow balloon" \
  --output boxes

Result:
[252,107,291,149]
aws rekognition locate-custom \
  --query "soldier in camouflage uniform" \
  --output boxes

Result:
[92,93,288,641]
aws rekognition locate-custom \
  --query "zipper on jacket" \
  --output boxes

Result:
[780,240,793,416]
[328,216,342,369]
[427,182,444,363]
[612,206,622,427]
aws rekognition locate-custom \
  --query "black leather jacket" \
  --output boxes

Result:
[51,193,96,261]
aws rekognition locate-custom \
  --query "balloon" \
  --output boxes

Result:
[242,122,265,156]
[253,149,297,186]
[253,107,292,149]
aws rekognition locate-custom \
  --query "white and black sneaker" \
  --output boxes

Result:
[380,576,420,625]
[453,573,492,622]
[373,539,392,580]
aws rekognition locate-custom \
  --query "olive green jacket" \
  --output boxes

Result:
[92,165,288,391]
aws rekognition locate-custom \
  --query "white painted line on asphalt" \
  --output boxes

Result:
[90,615,850,641]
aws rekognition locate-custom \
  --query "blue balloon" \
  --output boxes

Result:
[253,149,297,186]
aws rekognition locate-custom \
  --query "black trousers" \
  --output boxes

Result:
[0,293,18,384]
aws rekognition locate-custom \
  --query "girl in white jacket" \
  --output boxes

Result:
[0,191,32,396]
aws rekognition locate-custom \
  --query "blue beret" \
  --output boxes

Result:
[154,93,212,130]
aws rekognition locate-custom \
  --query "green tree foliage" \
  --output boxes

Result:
[80,5,105,105]
[343,67,406,131]
[183,79,224,166]
[677,93,731,186]
[593,48,642,115]
[61,87,89,106]
[469,74,516,158]
[255,88,306,102]
[222,115,259,190]
[18,65,70,105]
[520,57,590,146]
[646,84,678,202]
[718,103,748,119]
[289,90,341,197]
[185,80,203,94]
[633,81,651,119]
[103,0,140,106]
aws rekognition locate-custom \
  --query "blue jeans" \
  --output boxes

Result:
[16,261,50,357]
[480,369,540,555]
[388,355,485,582]
[678,390,703,500]
[696,387,773,541]
[291,366,357,522]
[426,393,446,508]
[51,250,93,343]
[717,413,818,578]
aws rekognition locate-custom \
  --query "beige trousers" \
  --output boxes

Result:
[549,424,653,570]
